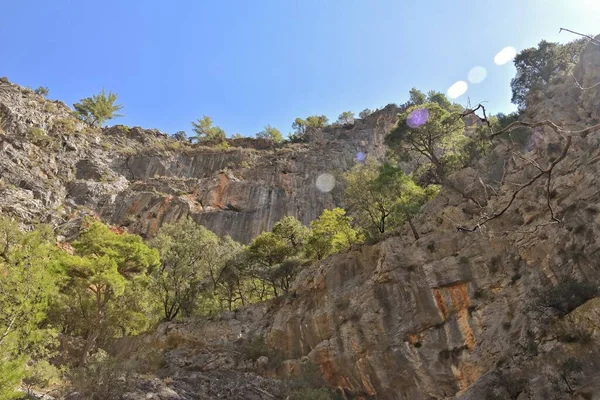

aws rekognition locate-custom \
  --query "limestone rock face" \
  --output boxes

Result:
[0,81,397,242]
[109,35,600,399]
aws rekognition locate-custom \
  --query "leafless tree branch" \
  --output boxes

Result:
[559,28,600,46]
[570,73,600,90]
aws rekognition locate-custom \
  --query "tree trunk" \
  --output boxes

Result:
[406,215,419,240]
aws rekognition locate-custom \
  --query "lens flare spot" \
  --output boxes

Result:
[316,173,336,193]
[494,46,517,65]
[468,66,487,84]
[447,81,468,99]
[407,108,430,128]
[356,152,366,162]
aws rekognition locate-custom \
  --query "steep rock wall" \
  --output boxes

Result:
[0,81,398,242]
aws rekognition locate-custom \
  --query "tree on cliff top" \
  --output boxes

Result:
[386,102,465,181]
[191,115,226,143]
[511,38,587,110]
[73,89,123,127]
[256,124,284,143]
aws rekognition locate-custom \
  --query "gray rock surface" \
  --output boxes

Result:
[106,35,600,399]
[0,81,396,242]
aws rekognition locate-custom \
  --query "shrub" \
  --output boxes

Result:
[172,131,187,141]
[215,141,231,150]
[27,127,53,146]
[34,86,49,97]
[51,118,76,134]
[68,350,133,400]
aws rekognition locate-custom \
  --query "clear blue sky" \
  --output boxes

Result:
[1,0,598,137]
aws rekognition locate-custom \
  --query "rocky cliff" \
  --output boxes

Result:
[0,83,398,243]
[3,36,600,400]
[106,37,600,399]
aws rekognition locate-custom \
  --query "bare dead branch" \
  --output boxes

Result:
[570,73,600,90]
[458,136,572,232]
[559,28,600,46]
[490,120,600,139]
[461,103,491,128]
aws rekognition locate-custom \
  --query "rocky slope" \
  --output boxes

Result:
[0,82,398,243]
[106,36,600,399]
[3,36,600,400]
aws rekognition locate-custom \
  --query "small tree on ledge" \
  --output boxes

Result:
[73,89,123,127]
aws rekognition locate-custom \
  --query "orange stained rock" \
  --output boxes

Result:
[448,283,471,310]
[432,288,448,320]
[148,195,174,236]
[357,358,377,396]
[214,173,229,209]
[457,309,476,351]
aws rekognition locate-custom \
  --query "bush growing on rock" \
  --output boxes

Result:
[256,124,284,143]
[34,86,49,97]
[73,89,123,127]
[511,38,587,110]
[191,115,226,143]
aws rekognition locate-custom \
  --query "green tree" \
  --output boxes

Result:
[344,159,434,239]
[257,124,284,143]
[292,117,307,136]
[57,220,159,364]
[73,89,123,127]
[336,111,355,125]
[150,219,240,320]
[359,109,373,119]
[0,218,62,398]
[191,115,226,142]
[247,232,294,297]
[511,38,587,110]
[408,87,426,106]
[306,115,329,129]
[386,102,465,182]
[305,208,362,260]
[34,86,49,97]
[172,131,187,141]
[272,216,310,252]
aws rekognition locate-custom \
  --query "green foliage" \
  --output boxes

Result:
[172,131,187,141]
[22,359,62,396]
[68,350,132,400]
[0,357,26,400]
[291,115,329,141]
[257,124,284,143]
[408,87,427,105]
[272,216,310,251]
[306,115,329,129]
[386,102,465,181]
[191,115,226,143]
[358,108,373,119]
[215,140,231,150]
[73,89,123,127]
[34,86,49,97]
[292,117,308,136]
[511,38,587,110]
[57,220,159,363]
[344,158,432,238]
[0,218,62,398]
[150,219,241,319]
[336,111,355,125]
[247,232,296,297]
[51,118,76,134]
[27,127,53,147]
[305,208,362,260]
